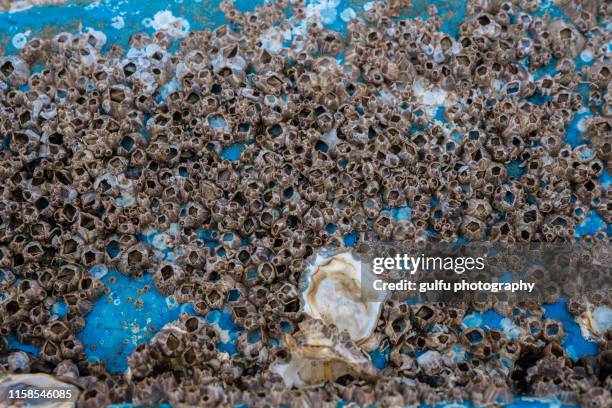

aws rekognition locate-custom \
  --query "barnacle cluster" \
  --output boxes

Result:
[0,0,611,406]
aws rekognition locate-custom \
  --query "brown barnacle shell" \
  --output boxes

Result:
[118,243,150,277]
[125,344,154,380]
[29,304,50,325]
[53,360,80,379]
[384,302,413,345]
[60,336,84,360]
[154,329,185,358]
[42,321,70,343]
[0,56,30,86]
[152,263,185,296]
[16,279,46,306]
[78,382,111,408]
[541,319,565,344]
[460,216,486,241]
[40,340,62,365]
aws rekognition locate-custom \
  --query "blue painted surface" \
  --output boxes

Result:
[565,111,591,148]
[343,231,358,247]
[80,268,189,372]
[1,0,609,403]
[462,301,600,358]
[4,334,39,354]
[390,205,412,221]
[0,0,234,54]
[575,210,606,238]
[419,397,578,408]
[433,106,446,123]
[462,310,524,340]
[403,0,468,38]
[506,399,578,408]
[507,161,526,179]
[221,144,246,161]
[206,309,243,355]
[51,300,69,318]
[369,346,390,370]
[544,299,598,361]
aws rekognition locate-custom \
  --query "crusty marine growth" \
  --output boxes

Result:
[0,0,610,406]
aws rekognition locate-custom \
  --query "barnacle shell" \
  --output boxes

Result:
[300,249,383,344]
[273,319,376,387]
[0,373,80,407]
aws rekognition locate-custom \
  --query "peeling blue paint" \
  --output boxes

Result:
[390,205,412,221]
[343,231,358,247]
[221,144,246,161]
[4,334,39,354]
[80,269,188,373]
[575,210,606,238]
[544,299,599,361]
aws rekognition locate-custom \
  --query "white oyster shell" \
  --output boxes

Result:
[300,250,383,344]
[273,319,376,387]
[0,373,80,408]
[577,304,612,341]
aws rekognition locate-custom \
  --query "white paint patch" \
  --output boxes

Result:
[321,128,340,149]
[416,350,442,367]
[159,78,179,100]
[166,223,180,237]
[12,31,30,49]
[306,0,341,25]
[91,265,109,279]
[340,8,356,22]
[500,318,523,339]
[580,49,593,63]
[151,232,171,250]
[8,2,33,13]
[116,192,135,207]
[149,10,190,38]
[260,28,284,54]
[165,295,177,308]
[111,16,125,30]
[412,76,451,116]
[593,306,612,333]
[577,116,590,132]
[85,1,101,10]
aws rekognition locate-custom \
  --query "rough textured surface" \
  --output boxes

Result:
[0,0,610,406]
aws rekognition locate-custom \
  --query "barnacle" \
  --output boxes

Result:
[0,0,610,405]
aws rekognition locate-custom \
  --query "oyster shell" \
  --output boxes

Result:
[0,373,80,408]
[576,304,612,341]
[300,250,383,344]
[273,319,377,387]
